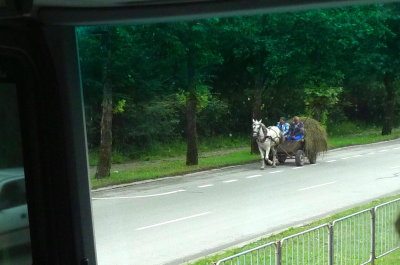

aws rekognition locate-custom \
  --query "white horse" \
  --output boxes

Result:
[252,119,282,169]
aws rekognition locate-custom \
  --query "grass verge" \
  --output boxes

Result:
[329,128,400,148]
[90,128,400,189]
[186,194,400,265]
[91,149,258,189]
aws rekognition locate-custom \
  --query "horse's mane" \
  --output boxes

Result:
[263,123,283,144]
[260,123,268,136]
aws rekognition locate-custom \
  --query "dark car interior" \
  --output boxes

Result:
[0,0,399,264]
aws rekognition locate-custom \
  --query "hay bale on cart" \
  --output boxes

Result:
[277,117,328,166]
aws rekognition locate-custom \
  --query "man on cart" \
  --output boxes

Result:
[286,116,304,140]
[276,117,290,136]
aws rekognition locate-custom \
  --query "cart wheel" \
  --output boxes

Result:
[295,150,305,166]
[308,153,317,164]
[278,154,287,164]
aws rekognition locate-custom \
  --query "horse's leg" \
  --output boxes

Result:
[258,144,266,170]
[265,141,272,166]
[271,145,277,168]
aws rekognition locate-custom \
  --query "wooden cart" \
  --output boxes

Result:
[276,139,317,166]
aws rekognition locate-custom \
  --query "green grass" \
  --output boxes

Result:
[376,250,400,265]
[91,149,258,189]
[328,127,400,148]
[186,194,400,265]
[89,135,249,166]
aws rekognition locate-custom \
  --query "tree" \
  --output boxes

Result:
[95,29,113,179]
[218,15,296,153]
[79,26,144,177]
[304,83,343,124]
[147,20,222,165]
[340,5,400,134]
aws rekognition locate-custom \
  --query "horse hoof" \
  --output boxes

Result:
[272,165,276,168]
[260,167,265,170]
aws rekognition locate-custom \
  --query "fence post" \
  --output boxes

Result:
[276,241,282,265]
[370,208,376,265]
[328,223,334,265]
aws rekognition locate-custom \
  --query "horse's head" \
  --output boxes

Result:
[252,119,263,138]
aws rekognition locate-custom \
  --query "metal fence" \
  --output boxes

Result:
[281,224,329,265]
[375,199,400,259]
[332,209,372,265]
[216,242,277,265]
[216,198,400,265]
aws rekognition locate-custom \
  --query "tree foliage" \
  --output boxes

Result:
[77,3,400,168]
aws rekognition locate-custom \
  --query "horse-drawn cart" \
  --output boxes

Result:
[276,139,317,166]
[253,117,327,169]
[275,116,328,167]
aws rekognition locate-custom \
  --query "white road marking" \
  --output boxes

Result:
[198,184,214,188]
[136,212,211,231]
[223,179,238,183]
[246,174,262,179]
[378,149,388,152]
[393,147,400,150]
[298,181,336,191]
[210,165,239,171]
[390,166,400,169]
[366,152,375,155]
[326,160,337,163]
[341,157,352,160]
[311,164,318,166]
[352,154,363,158]
[292,167,304,170]
[92,189,186,200]
[270,170,282,174]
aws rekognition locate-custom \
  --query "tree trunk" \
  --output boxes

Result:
[186,91,198,165]
[96,34,113,179]
[382,73,396,135]
[186,43,198,165]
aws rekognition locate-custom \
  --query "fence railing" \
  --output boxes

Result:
[280,224,329,265]
[216,242,277,265]
[216,198,400,265]
[375,199,400,259]
[331,209,372,265]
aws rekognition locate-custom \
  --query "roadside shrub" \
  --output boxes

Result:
[327,121,363,136]
[113,96,181,150]
[197,96,230,137]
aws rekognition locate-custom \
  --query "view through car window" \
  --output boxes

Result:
[77,3,400,265]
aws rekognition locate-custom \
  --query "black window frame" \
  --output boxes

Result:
[0,21,96,265]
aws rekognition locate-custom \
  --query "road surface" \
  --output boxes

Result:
[92,140,400,265]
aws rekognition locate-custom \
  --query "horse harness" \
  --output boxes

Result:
[256,124,281,145]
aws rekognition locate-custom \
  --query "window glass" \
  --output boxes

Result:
[77,4,400,265]
[0,83,32,265]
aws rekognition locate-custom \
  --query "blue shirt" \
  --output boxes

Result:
[277,122,290,135]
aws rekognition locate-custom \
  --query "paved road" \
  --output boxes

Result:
[92,140,400,265]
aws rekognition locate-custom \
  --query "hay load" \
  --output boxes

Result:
[299,116,328,158]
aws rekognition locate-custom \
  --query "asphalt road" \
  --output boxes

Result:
[92,140,400,265]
